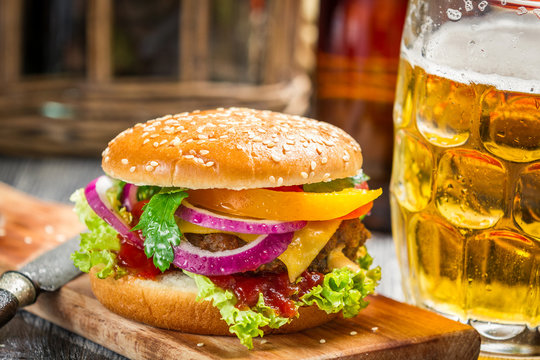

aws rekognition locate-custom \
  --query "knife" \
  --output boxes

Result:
[0,235,82,327]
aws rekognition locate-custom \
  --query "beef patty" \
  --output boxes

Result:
[184,219,371,274]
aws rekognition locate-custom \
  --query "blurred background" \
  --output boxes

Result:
[0,0,407,231]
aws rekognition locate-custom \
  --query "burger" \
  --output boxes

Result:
[71,107,381,349]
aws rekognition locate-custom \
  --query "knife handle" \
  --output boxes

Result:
[0,271,38,327]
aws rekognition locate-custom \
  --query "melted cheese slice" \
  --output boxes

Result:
[278,220,342,282]
[327,245,361,273]
[176,218,342,282]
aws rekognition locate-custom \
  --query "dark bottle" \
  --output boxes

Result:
[316,0,407,231]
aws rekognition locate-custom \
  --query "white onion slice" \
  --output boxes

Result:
[85,176,143,247]
[176,201,307,234]
[173,232,294,275]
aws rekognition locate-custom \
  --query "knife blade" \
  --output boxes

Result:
[0,235,82,327]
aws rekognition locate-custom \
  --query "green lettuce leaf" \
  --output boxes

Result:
[70,188,123,279]
[300,266,381,318]
[136,185,161,201]
[303,171,370,193]
[184,271,291,349]
[132,188,188,272]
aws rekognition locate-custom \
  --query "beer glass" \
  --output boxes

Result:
[391,0,539,356]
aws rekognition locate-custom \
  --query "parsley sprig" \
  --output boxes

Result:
[132,188,188,272]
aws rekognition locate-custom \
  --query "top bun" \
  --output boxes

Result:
[102,108,362,190]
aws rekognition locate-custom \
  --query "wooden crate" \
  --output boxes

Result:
[0,0,313,156]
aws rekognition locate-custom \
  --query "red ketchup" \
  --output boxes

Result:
[209,271,324,318]
[117,199,161,279]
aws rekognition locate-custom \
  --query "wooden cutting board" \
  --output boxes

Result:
[0,183,481,359]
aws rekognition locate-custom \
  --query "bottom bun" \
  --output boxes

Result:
[89,269,338,335]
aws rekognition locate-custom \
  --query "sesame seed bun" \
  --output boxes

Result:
[102,108,363,190]
[89,269,338,335]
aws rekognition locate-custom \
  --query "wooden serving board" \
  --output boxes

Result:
[0,183,481,359]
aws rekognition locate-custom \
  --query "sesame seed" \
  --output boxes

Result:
[171,137,181,146]
[121,158,128,165]
[143,139,150,144]
[153,142,159,147]
[266,142,276,148]
[150,161,158,167]
[186,139,194,143]
[24,236,33,244]
[301,172,308,179]
[321,157,328,164]
[145,165,154,172]
[200,150,209,155]
[150,134,159,138]
[198,134,208,140]
[316,146,323,155]
[197,343,204,347]
[130,166,136,173]
[311,161,317,171]
[277,177,284,186]
[350,331,358,336]
[184,155,194,159]
[271,154,281,162]
[181,129,189,133]
[286,139,295,145]
[269,176,276,183]
[45,225,54,234]
[219,135,229,139]
[160,139,167,145]
[343,151,350,161]
[319,339,326,344]
[142,132,149,138]
[260,339,268,344]
[205,161,214,167]
[104,156,110,163]
[372,327,379,332]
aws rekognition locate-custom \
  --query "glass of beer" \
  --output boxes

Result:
[391,0,540,356]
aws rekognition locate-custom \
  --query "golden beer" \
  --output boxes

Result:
[391,6,539,355]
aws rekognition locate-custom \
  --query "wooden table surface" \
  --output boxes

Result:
[0,156,404,359]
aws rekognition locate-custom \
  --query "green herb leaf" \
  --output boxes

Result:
[184,271,291,349]
[300,264,381,318]
[70,188,124,278]
[303,171,370,193]
[132,188,188,272]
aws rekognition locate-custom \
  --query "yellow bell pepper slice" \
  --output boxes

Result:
[187,187,382,221]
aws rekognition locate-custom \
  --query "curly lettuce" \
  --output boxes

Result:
[185,257,380,349]
[70,188,124,278]
[185,271,290,349]
[300,266,381,318]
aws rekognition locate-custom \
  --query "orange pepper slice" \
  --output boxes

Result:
[337,201,373,220]
[187,187,382,221]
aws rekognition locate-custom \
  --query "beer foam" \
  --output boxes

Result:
[404,12,540,94]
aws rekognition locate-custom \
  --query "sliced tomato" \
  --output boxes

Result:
[337,201,373,220]
[187,187,382,221]
[266,185,304,192]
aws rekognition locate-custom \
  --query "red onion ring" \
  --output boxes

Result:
[173,232,294,275]
[176,202,307,234]
[121,183,138,212]
[85,176,143,247]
